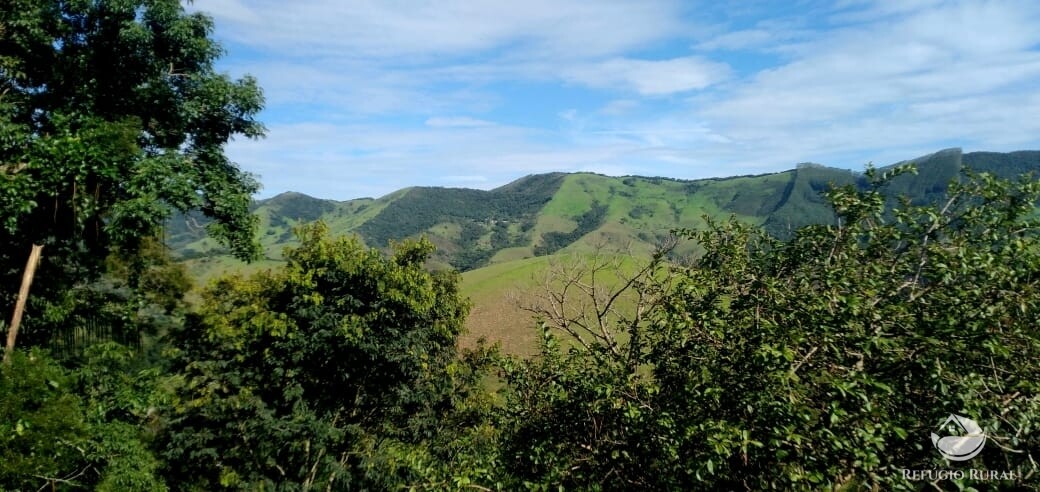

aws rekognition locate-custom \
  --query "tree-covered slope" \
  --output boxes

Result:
[161,148,1040,354]
[169,148,1040,282]
[964,150,1040,177]
[355,173,566,269]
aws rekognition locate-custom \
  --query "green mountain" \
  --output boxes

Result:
[170,148,1039,272]
[167,148,1040,353]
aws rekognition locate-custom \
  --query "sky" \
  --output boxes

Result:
[188,0,1040,200]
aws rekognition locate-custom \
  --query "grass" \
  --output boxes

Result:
[176,171,790,356]
[460,256,551,356]
[489,246,535,263]
[459,250,655,356]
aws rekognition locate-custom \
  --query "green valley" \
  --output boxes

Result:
[7,1,1040,489]
[167,148,1040,354]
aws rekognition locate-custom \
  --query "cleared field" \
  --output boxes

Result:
[459,251,653,356]
[459,256,549,356]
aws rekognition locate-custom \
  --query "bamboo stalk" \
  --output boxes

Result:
[3,244,44,365]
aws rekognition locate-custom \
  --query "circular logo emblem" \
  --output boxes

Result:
[930,414,986,461]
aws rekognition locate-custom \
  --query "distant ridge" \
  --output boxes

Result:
[167,148,1040,280]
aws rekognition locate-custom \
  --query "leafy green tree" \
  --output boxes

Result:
[76,342,169,492]
[498,328,664,490]
[0,350,90,489]
[500,167,1040,490]
[642,168,1039,489]
[161,223,491,490]
[0,346,167,491]
[0,0,263,354]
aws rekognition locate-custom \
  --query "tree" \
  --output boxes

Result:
[497,243,677,489]
[499,167,1040,489]
[160,222,492,490]
[641,168,1039,489]
[0,346,168,490]
[514,239,676,365]
[0,349,92,489]
[0,0,263,357]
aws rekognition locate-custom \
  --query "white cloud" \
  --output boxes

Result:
[200,0,1040,199]
[599,99,640,115]
[562,57,731,95]
[696,29,776,51]
[699,0,1040,150]
[222,60,500,115]
[830,0,948,23]
[425,117,496,128]
[190,0,722,111]
[192,0,693,59]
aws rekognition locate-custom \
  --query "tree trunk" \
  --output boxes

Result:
[3,244,43,365]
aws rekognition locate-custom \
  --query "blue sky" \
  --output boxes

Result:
[189,0,1040,200]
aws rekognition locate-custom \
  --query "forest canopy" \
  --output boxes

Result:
[1,1,1038,490]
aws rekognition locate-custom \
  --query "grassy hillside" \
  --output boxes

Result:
[172,148,1035,274]
[459,255,549,356]
[356,173,566,269]
[459,250,651,356]
[167,148,1040,354]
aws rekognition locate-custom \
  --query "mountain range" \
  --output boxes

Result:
[167,148,1040,354]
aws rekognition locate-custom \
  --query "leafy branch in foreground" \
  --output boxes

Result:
[500,168,1040,490]
[160,222,496,490]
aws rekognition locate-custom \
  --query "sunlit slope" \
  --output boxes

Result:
[455,149,1040,354]
[459,251,651,356]
[459,255,549,356]
[171,189,408,286]
[526,171,791,258]
[169,148,1040,294]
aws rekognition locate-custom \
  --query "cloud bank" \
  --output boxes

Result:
[191,0,1040,198]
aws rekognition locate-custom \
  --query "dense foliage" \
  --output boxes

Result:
[159,222,493,490]
[4,2,1040,490]
[1,0,263,351]
[1,345,168,491]
[500,167,1040,490]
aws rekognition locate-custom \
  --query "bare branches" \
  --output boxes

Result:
[32,464,91,492]
[185,214,205,233]
[789,346,818,376]
[515,238,677,363]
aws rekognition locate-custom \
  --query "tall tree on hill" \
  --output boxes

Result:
[0,0,264,357]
